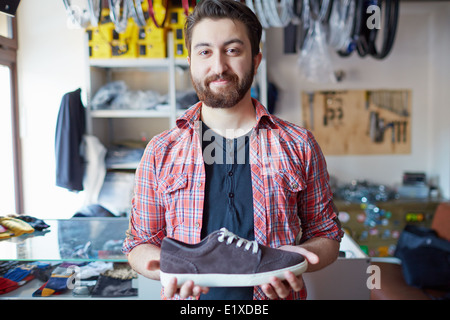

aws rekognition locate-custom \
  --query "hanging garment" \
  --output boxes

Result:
[55,88,86,192]
[82,135,107,205]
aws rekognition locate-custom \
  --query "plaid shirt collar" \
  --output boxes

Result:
[176,98,277,132]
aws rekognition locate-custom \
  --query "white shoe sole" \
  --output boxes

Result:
[160,260,308,288]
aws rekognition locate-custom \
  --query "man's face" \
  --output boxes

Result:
[188,18,260,109]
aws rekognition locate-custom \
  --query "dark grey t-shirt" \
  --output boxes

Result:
[200,121,254,300]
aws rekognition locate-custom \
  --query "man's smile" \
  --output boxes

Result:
[210,78,229,85]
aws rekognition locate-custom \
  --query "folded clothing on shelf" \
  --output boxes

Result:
[16,216,50,231]
[0,215,50,240]
[32,262,86,297]
[90,275,138,297]
[0,217,34,239]
[0,262,52,295]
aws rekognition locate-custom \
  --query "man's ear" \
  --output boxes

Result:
[253,52,262,75]
[187,55,191,66]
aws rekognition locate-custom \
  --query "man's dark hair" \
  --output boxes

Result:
[184,0,263,58]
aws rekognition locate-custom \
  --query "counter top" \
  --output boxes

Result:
[0,218,129,262]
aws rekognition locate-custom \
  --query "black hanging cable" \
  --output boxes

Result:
[283,0,302,53]
[356,0,378,57]
[368,0,399,59]
[337,0,399,59]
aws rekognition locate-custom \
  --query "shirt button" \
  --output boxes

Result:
[229,192,234,198]
[197,182,202,188]
[228,171,233,176]
[292,183,298,189]
[195,222,200,228]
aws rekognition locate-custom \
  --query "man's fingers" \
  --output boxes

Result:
[179,280,195,299]
[163,277,178,298]
[272,276,292,299]
[192,285,209,297]
[261,283,278,299]
[260,272,304,300]
[279,245,319,265]
[284,271,304,292]
[300,249,319,265]
[163,277,210,299]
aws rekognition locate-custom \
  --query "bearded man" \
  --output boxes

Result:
[123,0,343,300]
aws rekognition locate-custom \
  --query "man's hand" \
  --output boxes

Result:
[163,278,210,299]
[146,259,210,299]
[260,245,319,299]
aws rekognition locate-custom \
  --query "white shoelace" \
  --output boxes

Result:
[217,228,259,254]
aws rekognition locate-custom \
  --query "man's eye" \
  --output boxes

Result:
[227,48,239,54]
[199,50,209,56]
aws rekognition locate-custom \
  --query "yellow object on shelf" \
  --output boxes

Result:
[136,13,168,59]
[0,217,34,238]
[110,18,139,58]
[137,41,167,58]
[89,41,112,59]
[86,1,196,60]
[167,6,191,27]
[166,5,192,58]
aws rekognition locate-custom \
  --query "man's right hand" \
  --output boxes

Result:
[163,277,210,299]
[146,260,209,299]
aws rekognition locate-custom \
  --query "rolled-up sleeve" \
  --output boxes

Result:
[122,139,166,255]
[299,131,343,243]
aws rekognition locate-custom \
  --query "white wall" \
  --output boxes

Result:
[427,4,450,200]
[15,1,449,219]
[265,2,450,198]
[17,0,87,218]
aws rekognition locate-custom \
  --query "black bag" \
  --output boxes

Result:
[394,225,450,291]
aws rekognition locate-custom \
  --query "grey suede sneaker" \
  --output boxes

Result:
[159,228,307,287]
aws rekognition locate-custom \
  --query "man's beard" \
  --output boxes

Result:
[190,62,255,109]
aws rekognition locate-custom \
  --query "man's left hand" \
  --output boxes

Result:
[260,245,319,299]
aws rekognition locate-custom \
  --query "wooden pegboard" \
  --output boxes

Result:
[301,89,411,155]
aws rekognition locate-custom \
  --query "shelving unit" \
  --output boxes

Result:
[85,31,268,149]
[85,32,186,145]
[89,108,171,118]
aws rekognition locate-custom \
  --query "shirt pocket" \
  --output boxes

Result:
[157,173,187,234]
[158,173,188,193]
[273,169,305,193]
[270,170,305,244]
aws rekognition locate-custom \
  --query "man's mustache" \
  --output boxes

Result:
[204,72,239,85]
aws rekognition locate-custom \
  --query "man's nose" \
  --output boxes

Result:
[212,53,228,75]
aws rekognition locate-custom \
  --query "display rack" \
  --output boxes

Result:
[86,32,180,143]
[0,218,162,300]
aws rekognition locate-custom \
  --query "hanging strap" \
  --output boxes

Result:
[368,0,399,59]
[147,0,169,28]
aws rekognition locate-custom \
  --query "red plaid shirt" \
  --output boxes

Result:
[123,99,343,300]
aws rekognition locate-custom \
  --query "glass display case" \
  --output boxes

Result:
[0,218,161,299]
